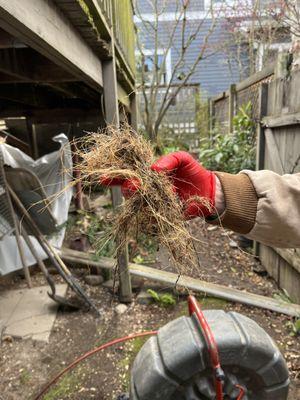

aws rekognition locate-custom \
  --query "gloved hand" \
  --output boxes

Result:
[100,151,217,219]
[151,151,216,218]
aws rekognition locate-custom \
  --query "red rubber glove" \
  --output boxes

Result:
[151,151,216,218]
[100,151,216,219]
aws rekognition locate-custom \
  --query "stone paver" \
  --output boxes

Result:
[0,284,67,342]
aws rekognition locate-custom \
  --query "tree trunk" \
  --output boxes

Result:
[145,122,163,154]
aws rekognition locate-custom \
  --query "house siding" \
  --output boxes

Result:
[137,0,248,97]
[136,0,205,14]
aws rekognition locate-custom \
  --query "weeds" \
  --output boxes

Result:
[147,289,176,307]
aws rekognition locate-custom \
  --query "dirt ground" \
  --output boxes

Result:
[0,222,299,400]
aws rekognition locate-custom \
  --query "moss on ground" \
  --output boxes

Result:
[176,296,228,319]
[19,368,31,385]
[196,296,229,309]
[43,370,83,400]
[118,336,149,392]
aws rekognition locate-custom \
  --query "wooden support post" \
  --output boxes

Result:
[228,84,236,134]
[71,139,84,211]
[254,82,268,256]
[275,51,290,80]
[26,118,39,160]
[102,47,132,303]
[130,92,138,131]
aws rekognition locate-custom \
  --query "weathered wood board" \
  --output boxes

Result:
[0,0,103,89]
[257,68,300,303]
[61,248,300,317]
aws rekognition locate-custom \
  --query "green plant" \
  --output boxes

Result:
[162,145,181,155]
[286,318,300,337]
[147,289,176,307]
[199,102,256,173]
[85,214,115,259]
[43,371,80,400]
[19,368,31,385]
[195,93,210,138]
[129,233,157,264]
[273,289,292,303]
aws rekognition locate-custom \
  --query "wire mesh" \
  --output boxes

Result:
[236,74,274,123]
[213,73,275,132]
[0,146,14,239]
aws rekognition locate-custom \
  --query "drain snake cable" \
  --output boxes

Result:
[33,331,158,400]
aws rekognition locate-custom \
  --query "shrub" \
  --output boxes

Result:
[199,102,256,173]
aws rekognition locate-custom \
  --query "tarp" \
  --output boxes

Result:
[0,134,73,275]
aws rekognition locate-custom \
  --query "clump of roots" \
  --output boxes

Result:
[74,124,200,275]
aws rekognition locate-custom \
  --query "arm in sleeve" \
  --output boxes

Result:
[209,170,300,248]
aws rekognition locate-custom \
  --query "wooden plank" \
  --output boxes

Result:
[236,63,274,92]
[254,83,268,256]
[256,84,268,171]
[0,0,103,89]
[260,245,280,283]
[0,84,53,107]
[274,248,300,274]
[212,91,228,103]
[60,248,300,317]
[29,108,104,126]
[264,128,285,174]
[277,254,300,304]
[263,112,300,128]
[0,48,76,83]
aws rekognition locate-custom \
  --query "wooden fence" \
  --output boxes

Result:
[211,64,275,134]
[210,55,300,303]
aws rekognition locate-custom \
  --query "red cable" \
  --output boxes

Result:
[236,384,246,400]
[33,330,157,400]
[188,295,224,400]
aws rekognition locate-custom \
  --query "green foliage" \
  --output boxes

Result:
[129,233,157,264]
[286,318,300,337]
[199,102,256,173]
[195,93,210,138]
[147,289,176,307]
[66,211,115,260]
[162,145,181,155]
[273,289,292,303]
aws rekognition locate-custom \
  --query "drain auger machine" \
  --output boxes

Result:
[35,295,290,400]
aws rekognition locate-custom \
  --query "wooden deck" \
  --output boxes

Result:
[0,0,135,121]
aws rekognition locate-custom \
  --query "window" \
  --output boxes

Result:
[137,49,172,85]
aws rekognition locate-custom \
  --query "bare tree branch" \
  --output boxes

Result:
[134,0,220,141]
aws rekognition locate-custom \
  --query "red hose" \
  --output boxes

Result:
[33,330,157,400]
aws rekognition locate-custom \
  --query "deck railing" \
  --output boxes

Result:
[97,0,135,75]
[112,0,135,74]
[97,0,113,27]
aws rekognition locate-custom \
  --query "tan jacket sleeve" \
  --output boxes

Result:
[211,170,300,248]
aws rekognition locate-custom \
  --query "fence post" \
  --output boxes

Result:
[209,98,215,136]
[228,84,236,134]
[103,42,132,303]
[253,82,268,257]
[275,51,290,80]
